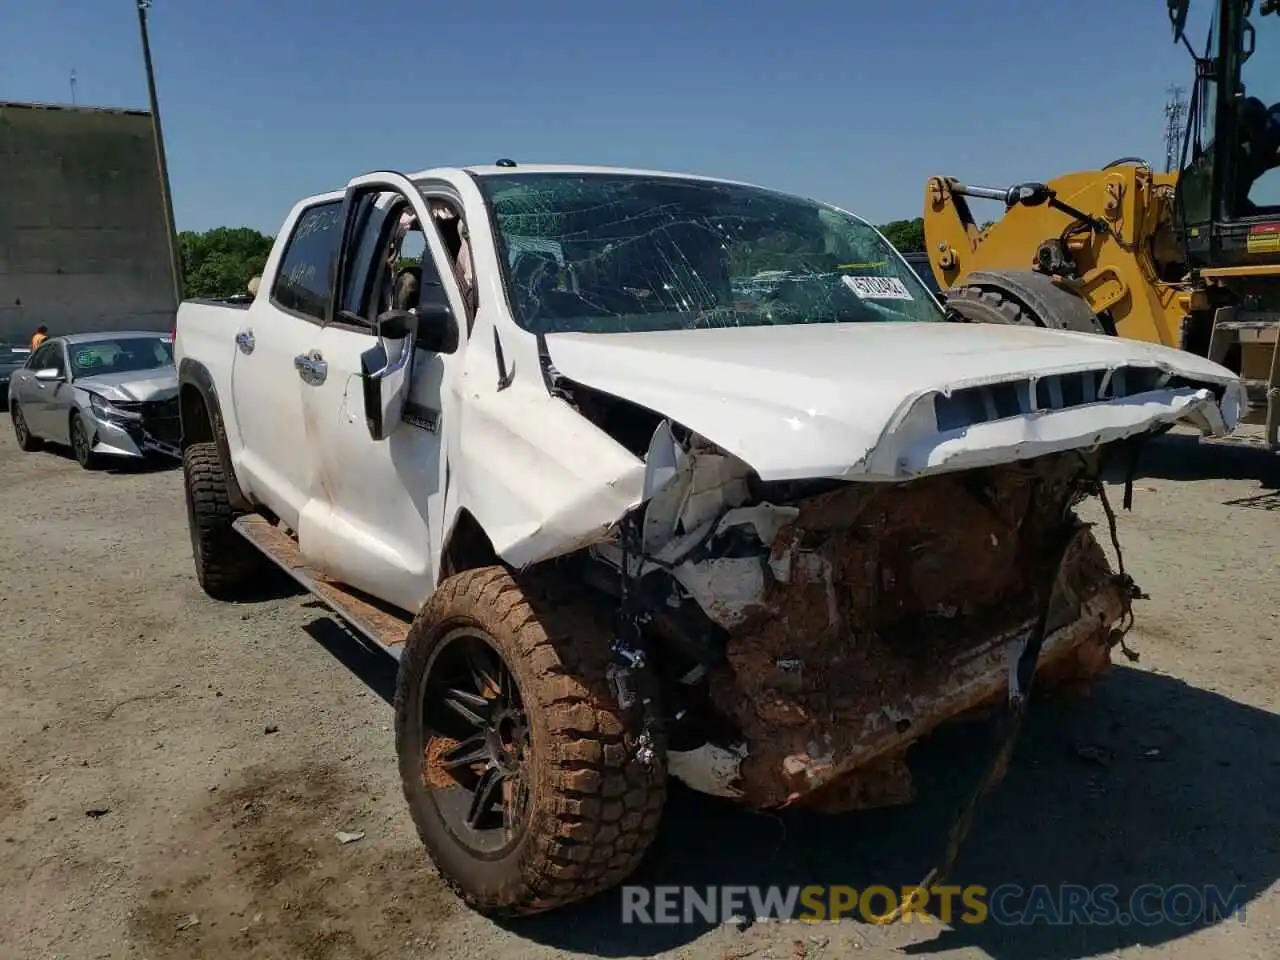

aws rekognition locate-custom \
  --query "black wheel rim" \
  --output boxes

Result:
[419,628,532,859]
[12,406,27,444]
[72,419,89,464]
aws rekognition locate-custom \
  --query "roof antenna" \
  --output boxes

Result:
[495,158,517,168]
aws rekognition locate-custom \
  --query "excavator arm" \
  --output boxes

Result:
[922,167,1188,345]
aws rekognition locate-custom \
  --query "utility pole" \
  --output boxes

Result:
[136,0,184,308]
[1163,84,1188,174]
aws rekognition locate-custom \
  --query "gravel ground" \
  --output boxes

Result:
[0,418,1276,960]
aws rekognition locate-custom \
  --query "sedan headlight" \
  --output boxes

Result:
[88,393,141,422]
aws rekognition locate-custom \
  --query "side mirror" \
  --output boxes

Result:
[358,302,460,442]
[413,300,460,355]
[360,309,417,442]
[34,367,63,382]
[1169,0,1189,40]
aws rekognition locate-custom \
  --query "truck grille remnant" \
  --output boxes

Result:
[619,433,1128,811]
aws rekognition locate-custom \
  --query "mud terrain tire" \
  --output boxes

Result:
[182,441,269,600]
[395,566,666,917]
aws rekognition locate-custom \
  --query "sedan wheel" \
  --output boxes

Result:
[70,413,99,470]
[11,402,41,452]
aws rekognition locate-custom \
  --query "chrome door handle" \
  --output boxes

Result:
[294,351,327,385]
[236,330,255,354]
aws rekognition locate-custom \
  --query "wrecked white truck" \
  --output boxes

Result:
[173,163,1246,917]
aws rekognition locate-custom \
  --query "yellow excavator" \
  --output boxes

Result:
[923,0,1280,450]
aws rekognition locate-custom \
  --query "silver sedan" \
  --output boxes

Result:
[7,331,180,469]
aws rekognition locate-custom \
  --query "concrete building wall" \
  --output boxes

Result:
[0,100,177,345]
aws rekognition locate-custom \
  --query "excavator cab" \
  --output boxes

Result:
[1172,0,1280,445]
[1172,0,1280,262]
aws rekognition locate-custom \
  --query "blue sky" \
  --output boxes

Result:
[4,0,1201,235]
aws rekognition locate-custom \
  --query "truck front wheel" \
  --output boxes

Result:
[395,566,666,917]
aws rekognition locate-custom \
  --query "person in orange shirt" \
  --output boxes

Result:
[30,325,48,351]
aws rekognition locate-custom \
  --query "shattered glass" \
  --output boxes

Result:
[475,173,946,335]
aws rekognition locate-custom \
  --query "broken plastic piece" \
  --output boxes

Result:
[671,557,767,629]
[667,742,749,798]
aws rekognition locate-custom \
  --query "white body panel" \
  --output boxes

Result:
[292,323,442,611]
[225,197,342,532]
[173,163,1247,616]
[228,312,313,531]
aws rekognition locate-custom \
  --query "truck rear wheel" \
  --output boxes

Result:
[395,566,666,917]
[182,441,269,600]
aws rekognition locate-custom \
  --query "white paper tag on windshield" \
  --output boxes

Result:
[842,275,913,300]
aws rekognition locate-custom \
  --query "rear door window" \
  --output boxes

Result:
[271,200,345,321]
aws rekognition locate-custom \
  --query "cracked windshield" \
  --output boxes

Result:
[478,173,945,335]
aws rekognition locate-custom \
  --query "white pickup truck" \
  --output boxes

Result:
[174,163,1245,917]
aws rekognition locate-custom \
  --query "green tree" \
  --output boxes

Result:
[179,227,274,299]
[875,217,925,253]
[871,216,998,252]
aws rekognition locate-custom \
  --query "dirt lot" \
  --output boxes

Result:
[0,418,1276,960]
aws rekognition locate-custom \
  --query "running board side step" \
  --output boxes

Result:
[233,514,412,658]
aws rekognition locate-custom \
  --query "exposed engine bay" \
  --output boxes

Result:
[575,410,1136,812]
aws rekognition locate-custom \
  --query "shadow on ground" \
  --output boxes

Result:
[1116,431,1280,491]
[32,440,183,476]
[493,667,1280,958]
[100,455,181,476]
[302,611,399,703]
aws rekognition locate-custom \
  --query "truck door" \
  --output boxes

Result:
[292,176,467,612]
[229,198,345,531]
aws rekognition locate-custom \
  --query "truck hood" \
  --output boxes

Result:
[74,368,178,404]
[543,321,1245,482]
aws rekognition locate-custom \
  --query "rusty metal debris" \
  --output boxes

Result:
[683,452,1123,810]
